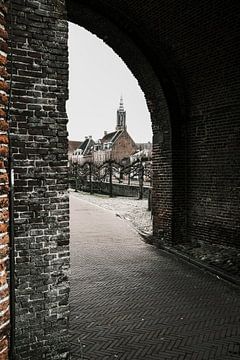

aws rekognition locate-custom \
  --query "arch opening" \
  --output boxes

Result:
[66,1,188,246]
[8,1,189,358]
[6,1,240,359]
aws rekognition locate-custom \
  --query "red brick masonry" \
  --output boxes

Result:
[0,1,9,359]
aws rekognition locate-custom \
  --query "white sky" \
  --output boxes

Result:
[66,22,152,143]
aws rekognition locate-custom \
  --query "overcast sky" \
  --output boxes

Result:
[66,22,152,143]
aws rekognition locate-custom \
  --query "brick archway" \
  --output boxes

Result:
[3,1,189,357]
[67,1,188,246]
[2,0,239,359]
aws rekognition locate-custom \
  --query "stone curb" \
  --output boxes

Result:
[138,232,240,289]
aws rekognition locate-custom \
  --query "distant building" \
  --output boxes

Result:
[132,141,152,162]
[71,136,95,164]
[93,97,137,164]
[68,140,82,161]
[70,97,151,165]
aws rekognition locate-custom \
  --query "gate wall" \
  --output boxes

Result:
[0,2,10,358]
[0,0,239,359]
[9,1,69,358]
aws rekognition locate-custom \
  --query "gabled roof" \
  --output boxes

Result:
[78,138,95,156]
[101,130,123,144]
[68,140,82,153]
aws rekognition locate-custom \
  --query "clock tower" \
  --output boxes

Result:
[116,96,127,131]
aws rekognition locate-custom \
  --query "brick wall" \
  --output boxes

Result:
[66,2,179,245]
[67,0,240,248]
[9,0,69,358]
[0,1,10,359]
[2,0,239,359]
[111,130,137,162]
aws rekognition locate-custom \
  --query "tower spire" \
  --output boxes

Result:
[116,95,126,131]
[119,95,124,111]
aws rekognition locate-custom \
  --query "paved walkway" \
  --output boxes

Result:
[69,190,152,235]
[69,193,240,360]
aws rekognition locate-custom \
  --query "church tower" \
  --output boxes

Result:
[116,96,127,131]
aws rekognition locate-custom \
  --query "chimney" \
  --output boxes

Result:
[104,131,107,136]
[89,135,92,139]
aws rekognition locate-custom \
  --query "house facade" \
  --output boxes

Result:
[93,97,138,164]
[70,97,138,165]
[71,136,95,164]
[68,140,82,161]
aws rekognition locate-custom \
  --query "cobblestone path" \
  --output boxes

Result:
[70,193,240,360]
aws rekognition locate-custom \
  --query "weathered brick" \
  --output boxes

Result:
[0,94,8,106]
[0,184,9,194]
[0,3,8,15]
[3,0,240,360]
[0,109,6,118]
[9,0,70,358]
[0,197,8,209]
[0,286,9,299]
[0,310,10,329]
[0,135,8,145]
[0,5,10,357]
[0,55,7,66]
[0,14,7,27]
[0,273,7,286]
[0,41,8,53]
[0,146,8,157]
[0,174,8,184]
[0,82,9,92]
[0,300,8,313]
[0,348,8,360]
[0,161,6,169]
[0,234,9,245]
[0,67,9,79]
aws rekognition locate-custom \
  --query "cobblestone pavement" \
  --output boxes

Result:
[70,193,240,360]
[69,191,240,280]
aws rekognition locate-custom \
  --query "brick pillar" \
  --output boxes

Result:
[9,0,69,359]
[0,2,10,360]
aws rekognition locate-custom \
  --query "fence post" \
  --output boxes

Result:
[128,170,131,185]
[148,188,152,211]
[138,159,144,200]
[75,164,78,192]
[109,160,113,197]
[119,168,123,183]
[89,162,93,194]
